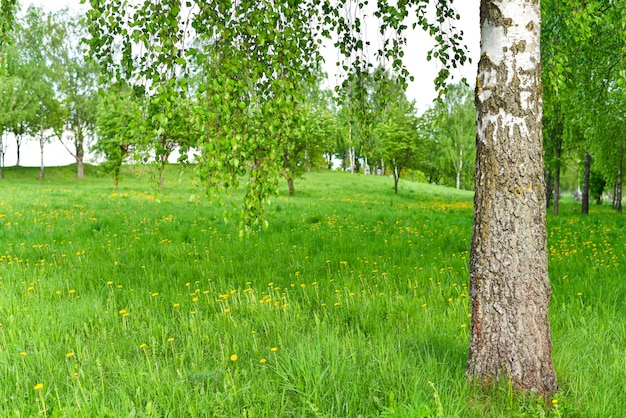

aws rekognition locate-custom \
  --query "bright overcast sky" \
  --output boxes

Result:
[25,0,480,112]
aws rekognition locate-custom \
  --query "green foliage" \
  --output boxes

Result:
[541,0,626,209]
[589,169,606,203]
[0,4,74,174]
[84,0,469,229]
[0,0,18,78]
[93,84,144,187]
[426,82,476,189]
[0,168,624,415]
[49,8,100,177]
[375,101,423,193]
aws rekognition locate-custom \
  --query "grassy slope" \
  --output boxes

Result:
[0,165,624,416]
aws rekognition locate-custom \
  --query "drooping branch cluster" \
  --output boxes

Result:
[84,0,469,229]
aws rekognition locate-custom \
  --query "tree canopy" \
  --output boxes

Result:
[83,0,469,228]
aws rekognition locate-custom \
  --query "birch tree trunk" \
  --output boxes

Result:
[76,121,85,179]
[0,133,4,179]
[617,145,623,213]
[582,151,591,215]
[39,132,45,181]
[349,146,355,174]
[468,0,558,398]
[553,145,561,216]
[393,163,399,194]
[456,148,464,189]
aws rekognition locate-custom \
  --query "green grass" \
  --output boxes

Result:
[0,165,624,416]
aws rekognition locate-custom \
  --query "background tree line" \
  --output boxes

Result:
[1,1,623,216]
[0,3,476,197]
[542,0,626,214]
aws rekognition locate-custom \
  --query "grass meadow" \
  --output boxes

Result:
[0,165,624,417]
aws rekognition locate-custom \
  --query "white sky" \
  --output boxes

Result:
[11,0,479,167]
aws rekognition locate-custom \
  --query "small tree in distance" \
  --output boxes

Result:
[94,84,143,189]
[376,104,422,194]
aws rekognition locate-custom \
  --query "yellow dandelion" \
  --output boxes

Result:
[167,338,175,343]
[139,343,147,349]
[552,399,558,405]
[172,303,180,308]
[224,308,231,313]
[20,351,26,357]
[230,354,238,361]
[34,383,44,391]
[107,281,113,285]
[260,358,267,364]
[270,347,278,352]
[66,352,75,358]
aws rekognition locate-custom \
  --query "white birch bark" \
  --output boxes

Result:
[468,0,558,397]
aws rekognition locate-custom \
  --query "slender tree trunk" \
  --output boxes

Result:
[581,151,591,215]
[544,168,552,209]
[393,162,399,194]
[381,159,385,176]
[159,158,166,192]
[553,146,561,216]
[350,146,355,174]
[76,125,85,179]
[613,183,617,209]
[39,133,45,181]
[0,133,4,179]
[617,146,623,213]
[469,0,558,398]
[114,166,120,190]
[456,148,463,189]
[16,134,22,166]
[287,177,295,196]
[77,157,84,179]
